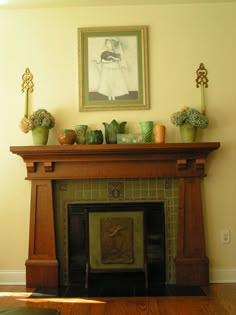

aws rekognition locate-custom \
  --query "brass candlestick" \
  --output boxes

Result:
[19,68,34,133]
[196,63,208,115]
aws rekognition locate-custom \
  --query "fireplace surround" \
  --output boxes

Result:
[10,142,220,288]
[53,178,177,287]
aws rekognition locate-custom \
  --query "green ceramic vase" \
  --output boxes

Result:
[74,125,88,144]
[139,121,154,143]
[103,120,127,144]
[32,126,49,145]
[180,123,197,142]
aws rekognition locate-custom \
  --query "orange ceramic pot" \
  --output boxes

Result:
[57,129,76,145]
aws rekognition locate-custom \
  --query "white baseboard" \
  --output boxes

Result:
[210,268,236,283]
[0,270,26,285]
[0,269,235,285]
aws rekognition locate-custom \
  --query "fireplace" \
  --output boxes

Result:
[10,143,220,288]
[53,178,177,287]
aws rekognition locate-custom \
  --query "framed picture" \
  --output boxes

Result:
[78,25,149,111]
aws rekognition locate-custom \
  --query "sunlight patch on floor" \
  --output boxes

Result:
[19,297,107,304]
[0,292,31,298]
[0,292,106,304]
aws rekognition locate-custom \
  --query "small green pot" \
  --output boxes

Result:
[180,123,197,142]
[32,126,49,145]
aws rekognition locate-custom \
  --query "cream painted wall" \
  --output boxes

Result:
[0,2,235,283]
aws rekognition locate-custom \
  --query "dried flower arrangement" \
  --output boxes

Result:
[20,108,55,133]
[171,106,208,129]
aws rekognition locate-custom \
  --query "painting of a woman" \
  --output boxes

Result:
[96,38,129,101]
[78,26,149,111]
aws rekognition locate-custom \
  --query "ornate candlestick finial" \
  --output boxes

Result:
[19,68,34,133]
[22,68,34,118]
[196,63,208,115]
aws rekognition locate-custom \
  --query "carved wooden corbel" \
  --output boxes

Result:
[26,162,35,173]
[44,161,53,172]
[177,159,187,170]
[195,159,205,170]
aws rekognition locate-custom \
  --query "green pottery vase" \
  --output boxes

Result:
[86,130,104,144]
[32,126,49,145]
[180,123,197,142]
[103,120,127,144]
[74,125,88,144]
[139,121,154,143]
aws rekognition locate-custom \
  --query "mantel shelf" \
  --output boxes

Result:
[10,142,220,180]
[10,142,220,158]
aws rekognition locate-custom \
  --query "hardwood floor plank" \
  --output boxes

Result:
[104,300,150,315]
[148,299,161,315]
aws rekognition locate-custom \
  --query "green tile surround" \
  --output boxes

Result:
[53,178,178,286]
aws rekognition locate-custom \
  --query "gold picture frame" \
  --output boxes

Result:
[78,25,149,111]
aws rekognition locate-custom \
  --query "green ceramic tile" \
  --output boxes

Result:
[140,179,149,190]
[100,190,108,200]
[148,190,157,198]
[91,179,100,190]
[140,190,149,198]
[91,190,100,200]
[133,190,141,198]
[83,180,92,190]
[123,183,131,192]
[124,190,133,199]
[156,190,165,198]
[75,190,84,200]
[156,181,164,189]
[83,190,92,200]
[164,190,173,198]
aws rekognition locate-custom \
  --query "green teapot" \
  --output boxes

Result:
[103,119,127,144]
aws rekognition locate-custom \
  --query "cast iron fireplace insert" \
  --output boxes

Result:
[67,201,166,291]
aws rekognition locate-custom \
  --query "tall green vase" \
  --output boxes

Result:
[32,126,49,145]
[139,121,154,143]
[180,123,197,142]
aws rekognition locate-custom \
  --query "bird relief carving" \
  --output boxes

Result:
[100,217,134,264]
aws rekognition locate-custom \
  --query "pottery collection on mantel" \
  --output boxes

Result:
[56,119,166,146]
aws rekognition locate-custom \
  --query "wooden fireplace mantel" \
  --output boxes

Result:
[10,142,220,288]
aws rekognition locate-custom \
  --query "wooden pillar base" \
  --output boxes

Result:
[175,257,209,286]
[26,259,58,288]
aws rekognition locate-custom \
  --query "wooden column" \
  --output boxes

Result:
[176,177,208,285]
[26,180,58,288]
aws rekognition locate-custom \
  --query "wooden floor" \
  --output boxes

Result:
[0,284,236,315]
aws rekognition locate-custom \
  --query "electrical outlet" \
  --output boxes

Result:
[221,229,231,244]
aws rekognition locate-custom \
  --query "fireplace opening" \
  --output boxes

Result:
[67,202,166,291]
